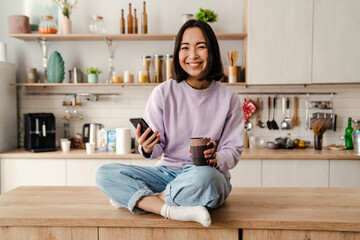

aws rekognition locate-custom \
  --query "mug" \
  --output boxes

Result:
[189,137,216,166]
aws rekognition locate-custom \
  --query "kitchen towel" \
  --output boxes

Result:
[116,128,131,154]
[0,43,7,62]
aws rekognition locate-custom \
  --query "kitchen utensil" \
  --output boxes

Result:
[285,98,292,127]
[292,97,300,126]
[271,97,279,130]
[245,120,253,131]
[267,96,272,130]
[280,96,289,130]
[257,98,265,128]
[227,51,232,66]
[267,141,280,149]
[255,98,260,126]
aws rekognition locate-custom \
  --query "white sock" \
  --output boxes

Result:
[109,199,124,209]
[160,204,211,227]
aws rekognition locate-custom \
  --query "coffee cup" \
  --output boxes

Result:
[86,142,95,154]
[61,140,71,153]
[189,137,216,166]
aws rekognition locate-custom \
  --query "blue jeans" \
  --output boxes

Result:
[95,163,232,214]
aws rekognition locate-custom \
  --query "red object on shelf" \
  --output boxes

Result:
[242,98,257,123]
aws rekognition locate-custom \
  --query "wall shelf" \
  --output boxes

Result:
[9,33,247,42]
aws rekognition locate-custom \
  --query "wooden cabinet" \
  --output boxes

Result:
[330,160,360,188]
[0,159,66,194]
[312,0,360,83]
[230,159,261,187]
[246,0,313,85]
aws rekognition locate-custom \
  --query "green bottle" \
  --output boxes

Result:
[345,117,353,149]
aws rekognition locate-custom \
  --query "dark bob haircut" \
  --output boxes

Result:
[172,20,224,82]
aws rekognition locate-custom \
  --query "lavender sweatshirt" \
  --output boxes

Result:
[140,79,244,178]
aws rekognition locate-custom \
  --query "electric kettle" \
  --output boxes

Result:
[82,123,104,149]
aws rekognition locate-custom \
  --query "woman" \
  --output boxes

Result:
[95,20,244,227]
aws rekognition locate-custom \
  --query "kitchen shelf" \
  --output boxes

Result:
[9,33,247,41]
[10,82,247,87]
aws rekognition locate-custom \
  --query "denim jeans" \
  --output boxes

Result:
[95,163,232,214]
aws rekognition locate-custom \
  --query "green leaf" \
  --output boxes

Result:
[46,51,65,83]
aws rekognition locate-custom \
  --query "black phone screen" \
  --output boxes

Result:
[129,118,161,144]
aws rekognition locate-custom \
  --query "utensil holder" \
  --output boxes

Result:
[228,66,237,83]
[314,135,323,150]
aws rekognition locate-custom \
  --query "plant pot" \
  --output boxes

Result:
[61,16,72,34]
[87,73,98,83]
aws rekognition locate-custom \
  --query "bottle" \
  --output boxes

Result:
[120,9,125,34]
[134,9,138,34]
[127,3,133,34]
[141,1,148,34]
[345,117,353,149]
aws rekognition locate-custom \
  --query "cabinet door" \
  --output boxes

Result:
[1,159,66,194]
[313,0,360,83]
[66,159,131,186]
[330,160,360,188]
[247,0,313,84]
[230,159,261,187]
[262,159,329,187]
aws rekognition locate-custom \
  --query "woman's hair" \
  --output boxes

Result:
[172,20,224,82]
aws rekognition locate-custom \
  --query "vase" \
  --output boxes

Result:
[314,135,323,150]
[87,74,98,83]
[61,16,72,34]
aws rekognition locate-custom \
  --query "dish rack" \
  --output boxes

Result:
[306,100,337,131]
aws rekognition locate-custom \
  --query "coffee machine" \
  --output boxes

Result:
[24,113,57,152]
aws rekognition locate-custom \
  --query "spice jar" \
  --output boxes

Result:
[138,70,149,83]
[154,55,164,83]
[165,54,173,81]
[38,15,58,34]
[89,15,106,34]
[141,55,151,82]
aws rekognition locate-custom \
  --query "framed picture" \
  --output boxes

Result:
[23,0,58,31]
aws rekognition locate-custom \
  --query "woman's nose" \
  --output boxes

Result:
[189,48,198,59]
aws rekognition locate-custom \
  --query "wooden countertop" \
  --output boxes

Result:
[0,186,359,231]
[1,148,359,160]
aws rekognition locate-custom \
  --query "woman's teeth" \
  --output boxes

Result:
[188,63,201,66]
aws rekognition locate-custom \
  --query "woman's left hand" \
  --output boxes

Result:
[204,140,217,167]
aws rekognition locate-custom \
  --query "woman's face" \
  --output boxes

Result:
[179,27,208,80]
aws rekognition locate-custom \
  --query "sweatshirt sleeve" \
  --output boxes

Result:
[215,93,245,173]
[138,86,165,159]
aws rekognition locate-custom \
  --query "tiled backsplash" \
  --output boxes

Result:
[18,84,360,148]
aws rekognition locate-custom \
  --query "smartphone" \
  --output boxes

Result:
[129,118,161,144]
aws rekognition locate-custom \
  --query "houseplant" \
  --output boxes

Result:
[86,67,102,83]
[195,8,217,23]
[52,0,78,34]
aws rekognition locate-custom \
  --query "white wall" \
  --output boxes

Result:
[2,0,360,149]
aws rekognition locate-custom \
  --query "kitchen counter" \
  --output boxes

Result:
[1,148,359,160]
[0,186,359,240]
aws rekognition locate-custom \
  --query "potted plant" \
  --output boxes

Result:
[195,8,217,23]
[86,67,102,83]
[52,0,78,34]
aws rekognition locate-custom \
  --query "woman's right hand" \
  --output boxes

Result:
[136,123,161,155]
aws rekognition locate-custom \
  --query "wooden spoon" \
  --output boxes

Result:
[292,97,300,126]
[227,51,232,66]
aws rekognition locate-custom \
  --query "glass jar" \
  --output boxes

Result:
[353,120,360,135]
[154,55,164,83]
[89,16,106,34]
[165,54,173,80]
[38,15,58,34]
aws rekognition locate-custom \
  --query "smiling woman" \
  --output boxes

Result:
[95,19,244,228]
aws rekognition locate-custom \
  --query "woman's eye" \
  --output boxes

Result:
[198,45,206,49]
[181,47,188,50]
